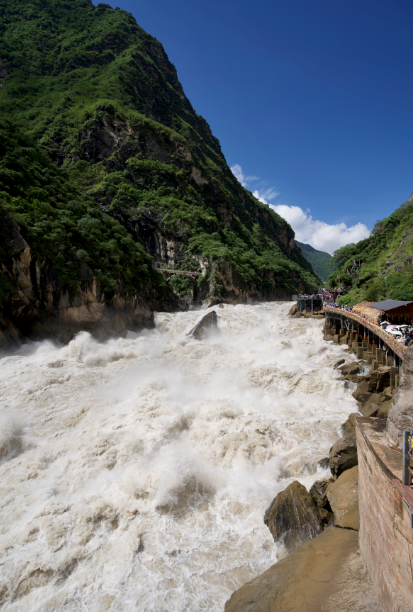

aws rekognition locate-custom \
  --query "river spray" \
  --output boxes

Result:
[0,302,357,611]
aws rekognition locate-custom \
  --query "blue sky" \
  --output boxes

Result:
[106,0,413,253]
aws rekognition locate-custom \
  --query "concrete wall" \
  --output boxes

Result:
[356,417,413,612]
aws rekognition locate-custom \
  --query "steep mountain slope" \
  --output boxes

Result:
[328,196,413,305]
[0,119,174,346]
[296,241,332,282]
[0,0,318,342]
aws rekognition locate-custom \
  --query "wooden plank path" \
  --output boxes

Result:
[324,305,408,360]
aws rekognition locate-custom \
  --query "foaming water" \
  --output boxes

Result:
[0,303,356,611]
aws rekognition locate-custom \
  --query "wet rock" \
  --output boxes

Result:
[288,303,297,316]
[338,362,359,376]
[318,507,335,526]
[329,433,358,478]
[368,366,392,393]
[352,379,372,404]
[341,412,358,436]
[333,358,345,369]
[326,465,359,530]
[187,310,219,339]
[344,374,358,383]
[317,457,329,469]
[264,481,323,553]
[309,477,334,510]
[377,400,392,419]
[360,392,392,418]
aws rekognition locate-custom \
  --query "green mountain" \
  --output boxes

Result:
[296,241,333,282]
[327,196,413,305]
[0,0,319,342]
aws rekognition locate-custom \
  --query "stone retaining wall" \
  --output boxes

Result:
[356,417,413,612]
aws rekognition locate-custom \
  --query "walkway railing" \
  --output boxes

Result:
[324,305,408,360]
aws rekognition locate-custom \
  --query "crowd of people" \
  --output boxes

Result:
[296,292,413,347]
[323,300,413,347]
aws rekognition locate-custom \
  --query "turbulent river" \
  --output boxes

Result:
[0,302,357,612]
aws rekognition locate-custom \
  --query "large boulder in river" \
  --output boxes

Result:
[187,311,219,339]
[352,379,372,404]
[338,361,359,376]
[326,465,359,530]
[264,481,323,553]
[329,433,358,478]
[288,303,297,316]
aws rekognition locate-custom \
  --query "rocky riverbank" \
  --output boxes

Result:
[225,311,394,612]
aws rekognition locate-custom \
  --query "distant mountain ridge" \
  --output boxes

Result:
[327,197,413,305]
[296,241,333,282]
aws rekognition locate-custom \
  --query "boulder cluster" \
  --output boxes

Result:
[263,358,395,554]
[225,323,391,611]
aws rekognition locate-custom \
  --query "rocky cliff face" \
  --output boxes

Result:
[0,211,168,349]
[0,0,319,345]
[386,347,413,446]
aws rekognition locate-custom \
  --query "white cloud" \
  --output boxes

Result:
[230,163,258,188]
[253,188,279,203]
[270,204,370,255]
[231,163,370,255]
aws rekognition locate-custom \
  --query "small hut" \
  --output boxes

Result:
[370,300,413,325]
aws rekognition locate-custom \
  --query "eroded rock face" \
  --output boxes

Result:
[329,434,358,478]
[187,311,219,340]
[387,347,413,446]
[368,366,391,393]
[341,413,358,436]
[264,481,323,553]
[360,393,392,418]
[309,477,334,510]
[0,236,163,347]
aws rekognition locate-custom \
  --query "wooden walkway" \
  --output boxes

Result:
[324,306,408,360]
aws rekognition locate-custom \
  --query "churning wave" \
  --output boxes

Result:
[0,302,356,611]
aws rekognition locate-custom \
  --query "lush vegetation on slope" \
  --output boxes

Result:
[327,198,413,305]
[296,241,332,282]
[0,0,319,300]
[0,119,170,301]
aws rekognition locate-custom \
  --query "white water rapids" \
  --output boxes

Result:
[0,302,357,612]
